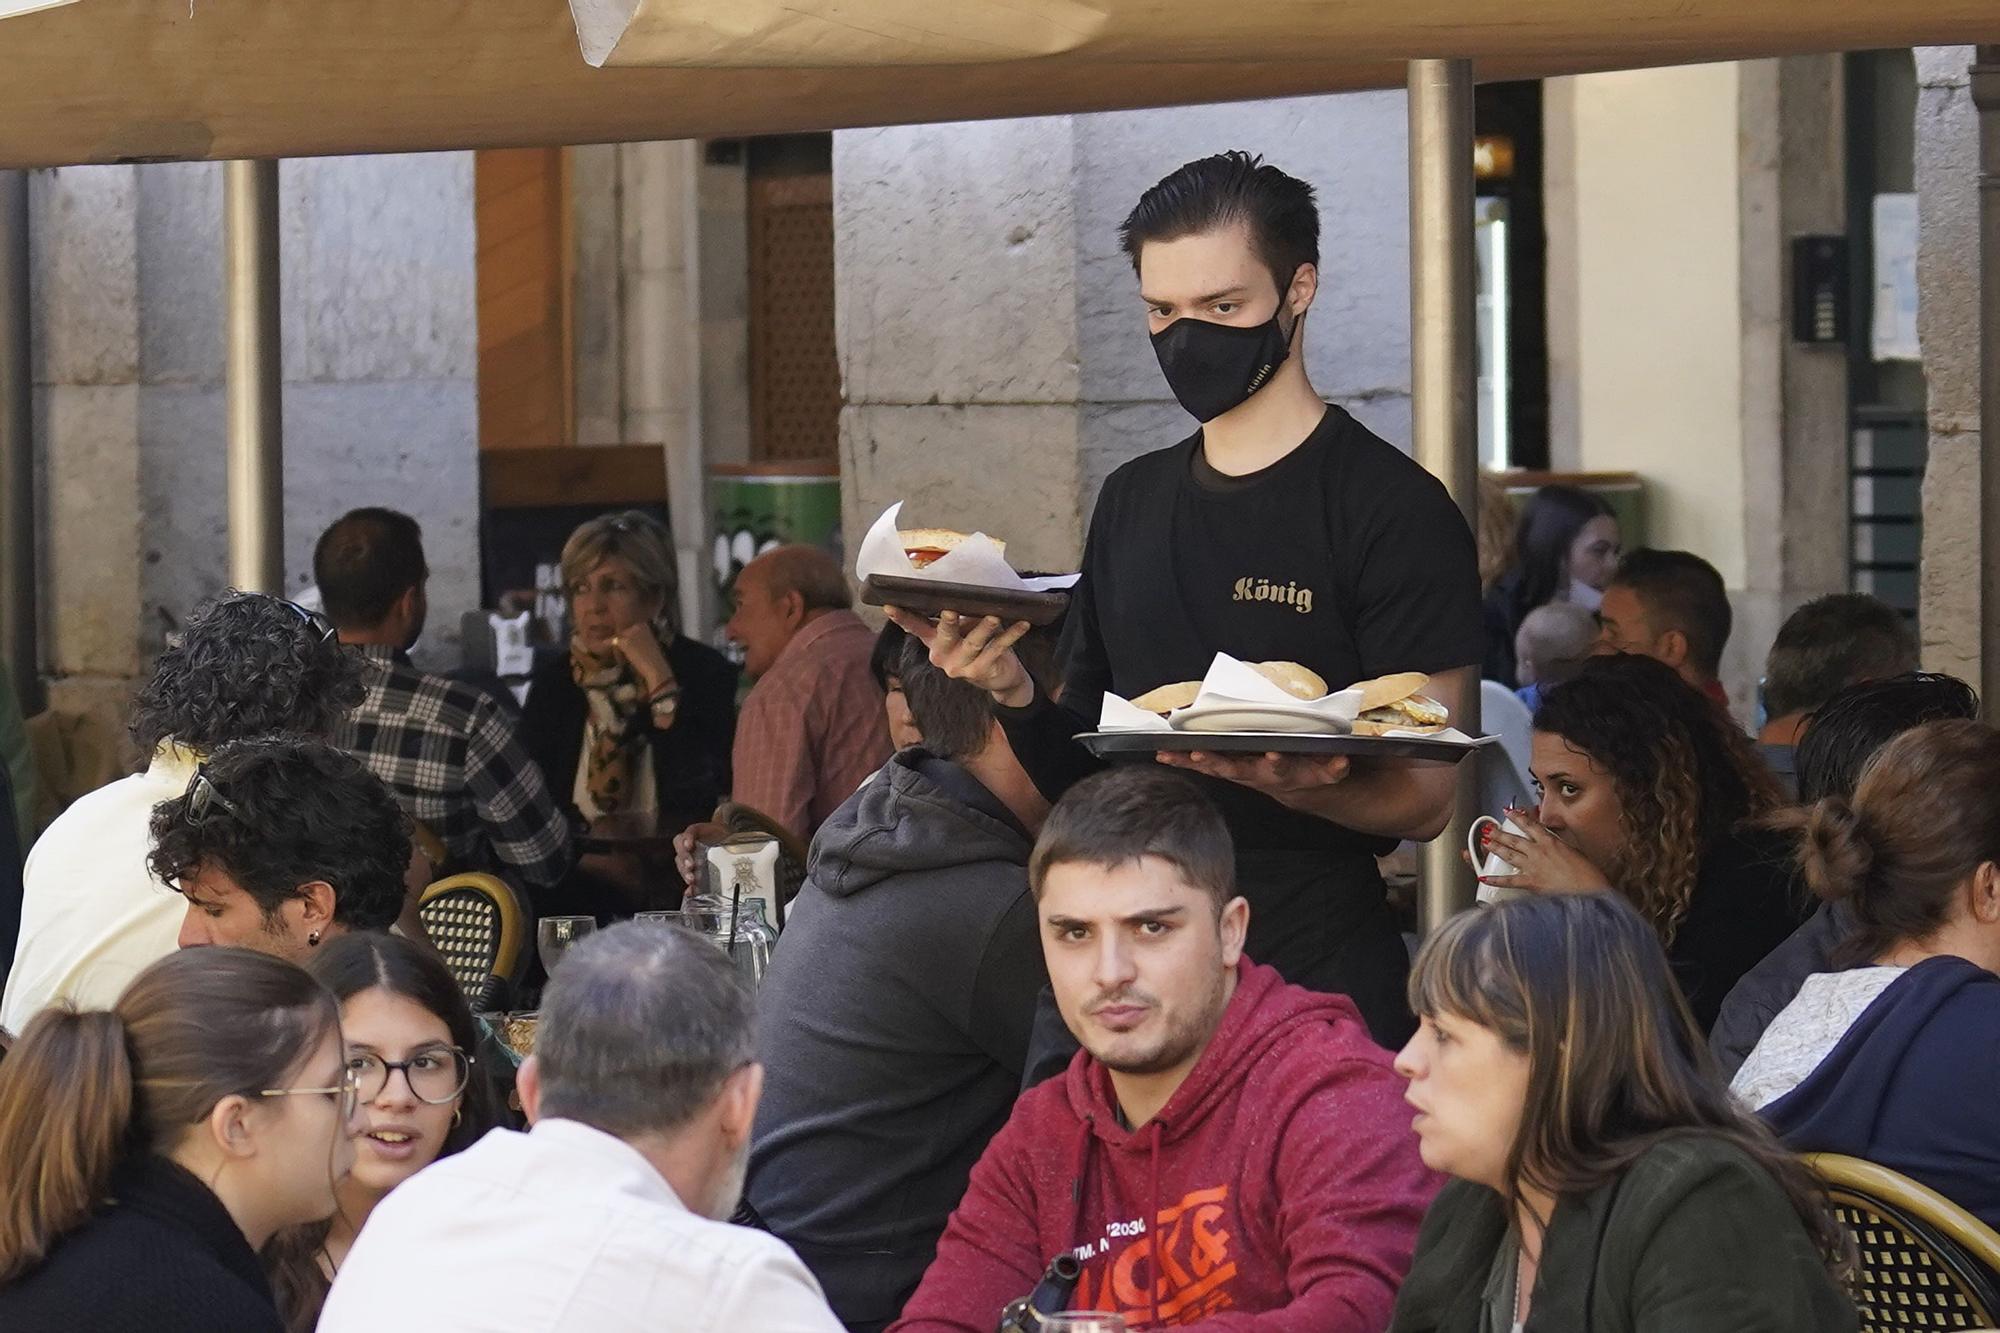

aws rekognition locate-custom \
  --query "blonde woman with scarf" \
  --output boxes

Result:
[521,511,738,917]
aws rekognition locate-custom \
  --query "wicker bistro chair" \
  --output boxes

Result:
[1805,1153,2000,1331]
[418,873,529,1013]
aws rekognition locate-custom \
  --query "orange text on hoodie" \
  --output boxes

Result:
[889,960,1442,1331]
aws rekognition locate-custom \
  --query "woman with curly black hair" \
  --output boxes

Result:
[1479,653,1805,1031]
[2,592,362,1034]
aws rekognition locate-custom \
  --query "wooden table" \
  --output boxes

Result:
[575,807,709,858]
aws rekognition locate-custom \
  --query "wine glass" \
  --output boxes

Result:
[536,916,597,976]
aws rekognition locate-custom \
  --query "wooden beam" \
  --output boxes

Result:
[481,443,670,509]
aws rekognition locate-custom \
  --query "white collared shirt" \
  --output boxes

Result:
[1,747,196,1032]
[318,1118,844,1333]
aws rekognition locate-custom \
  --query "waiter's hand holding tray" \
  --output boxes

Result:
[1078,653,1499,764]
[856,502,1078,626]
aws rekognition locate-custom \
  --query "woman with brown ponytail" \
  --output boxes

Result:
[0,948,360,1330]
[1732,717,2000,1229]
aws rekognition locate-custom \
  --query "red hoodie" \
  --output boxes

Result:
[891,961,1440,1332]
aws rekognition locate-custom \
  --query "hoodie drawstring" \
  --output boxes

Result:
[1147,1120,1164,1329]
[1070,1113,1096,1261]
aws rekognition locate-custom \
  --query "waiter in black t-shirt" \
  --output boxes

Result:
[888,151,1481,1051]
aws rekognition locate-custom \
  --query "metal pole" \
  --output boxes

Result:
[224,159,284,594]
[0,171,37,714]
[1974,49,2000,721]
[1409,59,1481,935]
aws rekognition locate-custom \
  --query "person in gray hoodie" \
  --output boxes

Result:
[743,638,1055,1332]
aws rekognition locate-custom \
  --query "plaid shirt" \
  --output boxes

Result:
[330,645,573,893]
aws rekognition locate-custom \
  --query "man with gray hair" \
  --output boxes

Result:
[320,923,843,1332]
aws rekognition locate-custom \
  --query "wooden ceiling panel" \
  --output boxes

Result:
[0,0,1991,168]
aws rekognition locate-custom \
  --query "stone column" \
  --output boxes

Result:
[1915,47,1982,680]
[31,165,144,728]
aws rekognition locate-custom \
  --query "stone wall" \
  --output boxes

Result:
[30,153,481,726]
[1914,47,1982,681]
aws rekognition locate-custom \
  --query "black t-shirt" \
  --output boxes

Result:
[1002,404,1483,857]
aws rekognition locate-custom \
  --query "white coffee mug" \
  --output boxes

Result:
[1467,814,1531,905]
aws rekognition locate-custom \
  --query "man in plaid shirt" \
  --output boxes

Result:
[316,509,573,900]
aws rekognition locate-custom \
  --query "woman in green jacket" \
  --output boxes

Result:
[1388,893,1856,1333]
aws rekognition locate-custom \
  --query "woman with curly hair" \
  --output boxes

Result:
[1478,653,1805,1031]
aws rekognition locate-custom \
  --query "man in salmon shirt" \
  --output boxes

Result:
[891,767,1438,1332]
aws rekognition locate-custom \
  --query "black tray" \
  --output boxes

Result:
[862,574,1071,627]
[1076,730,1495,764]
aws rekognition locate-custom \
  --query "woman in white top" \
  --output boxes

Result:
[1734,718,2000,1230]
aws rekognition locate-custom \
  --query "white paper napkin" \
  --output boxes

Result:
[1188,654,1363,721]
[855,502,1079,592]
[1097,653,1359,733]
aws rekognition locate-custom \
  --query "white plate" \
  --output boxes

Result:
[1172,700,1353,734]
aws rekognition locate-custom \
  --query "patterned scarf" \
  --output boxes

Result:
[570,637,653,816]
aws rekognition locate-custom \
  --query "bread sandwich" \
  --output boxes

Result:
[899,527,1002,571]
[1348,672,1451,735]
[1129,661,1329,715]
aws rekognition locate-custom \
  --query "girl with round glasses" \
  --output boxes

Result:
[0,949,359,1331]
[265,932,499,1332]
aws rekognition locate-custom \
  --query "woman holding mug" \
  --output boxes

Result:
[1388,893,1854,1333]
[1475,654,1802,1031]
[265,932,501,1331]
[521,511,738,913]
[0,948,359,1330]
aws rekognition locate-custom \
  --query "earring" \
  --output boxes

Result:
[451,1106,463,1128]
[307,930,321,947]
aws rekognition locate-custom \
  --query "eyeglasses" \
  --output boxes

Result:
[347,1046,472,1106]
[262,1062,362,1121]
[566,576,639,600]
[184,770,247,829]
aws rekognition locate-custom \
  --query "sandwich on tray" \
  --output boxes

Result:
[1129,661,1328,715]
[1348,672,1451,735]
[899,527,1003,571]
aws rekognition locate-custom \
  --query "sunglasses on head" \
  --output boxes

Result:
[281,599,339,646]
[184,769,247,829]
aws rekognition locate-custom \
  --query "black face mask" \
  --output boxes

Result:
[1150,303,1299,423]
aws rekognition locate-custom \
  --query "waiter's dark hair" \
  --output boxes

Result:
[1120,151,1319,299]
[1030,768,1235,912]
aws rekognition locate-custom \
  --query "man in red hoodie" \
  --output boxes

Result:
[892,768,1438,1332]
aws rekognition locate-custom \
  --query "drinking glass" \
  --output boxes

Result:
[536,916,597,975]
[633,911,687,928]
[1042,1316,1128,1333]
